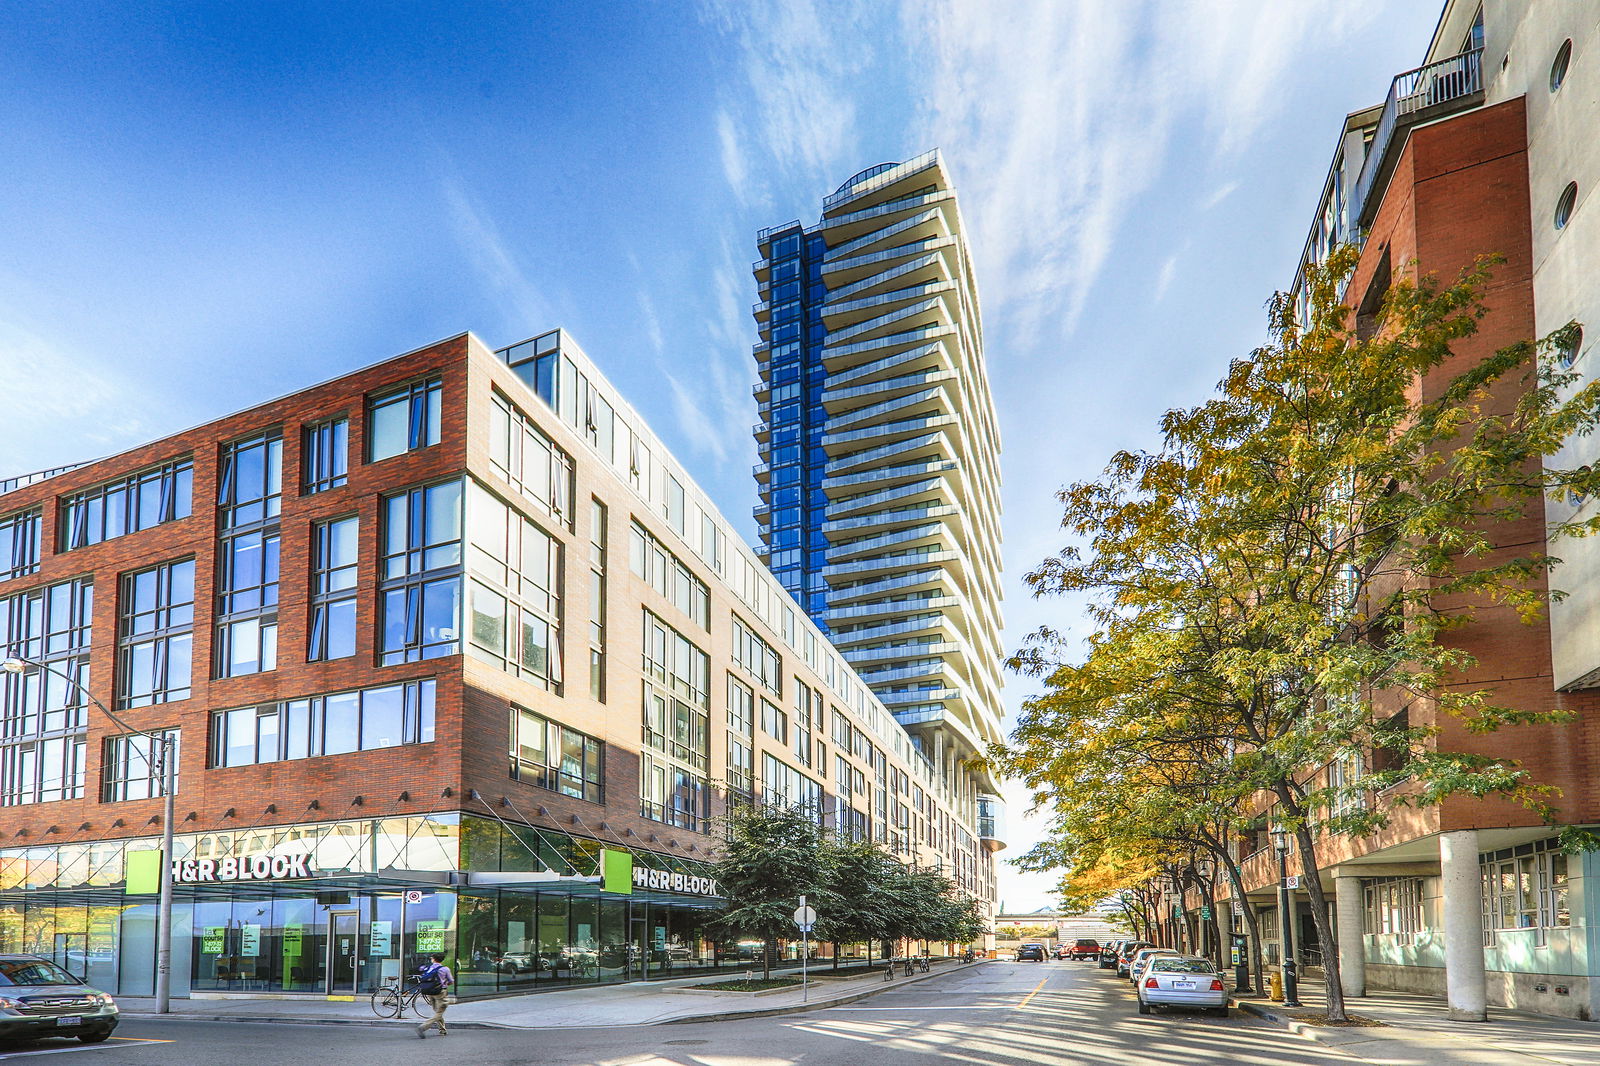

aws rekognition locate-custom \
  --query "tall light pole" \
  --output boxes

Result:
[1270,824,1300,1007]
[2,655,176,1013]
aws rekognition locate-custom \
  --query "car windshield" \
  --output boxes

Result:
[1151,958,1216,975]
[0,959,78,986]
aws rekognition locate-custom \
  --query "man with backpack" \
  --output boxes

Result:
[414,953,454,1038]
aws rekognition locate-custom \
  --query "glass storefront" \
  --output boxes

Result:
[0,812,736,999]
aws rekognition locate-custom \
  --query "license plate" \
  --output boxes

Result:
[56,1016,82,1026]
[1171,981,1195,989]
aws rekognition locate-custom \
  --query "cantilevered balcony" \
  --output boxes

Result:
[1352,48,1483,228]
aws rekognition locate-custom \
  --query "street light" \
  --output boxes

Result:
[1270,824,1300,1006]
[1,655,176,1014]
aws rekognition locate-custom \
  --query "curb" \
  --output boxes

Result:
[121,961,986,1032]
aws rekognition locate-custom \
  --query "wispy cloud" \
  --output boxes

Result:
[0,318,151,478]
[440,175,553,333]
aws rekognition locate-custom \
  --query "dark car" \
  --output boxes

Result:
[1068,938,1100,960]
[1015,944,1046,962]
[0,955,119,1044]
[1099,941,1123,969]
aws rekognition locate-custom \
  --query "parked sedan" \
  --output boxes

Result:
[1137,955,1230,1016]
[0,955,119,1044]
[1098,942,1123,970]
[1115,941,1154,978]
[1128,948,1181,986]
[1015,944,1046,962]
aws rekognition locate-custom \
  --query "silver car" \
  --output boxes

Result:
[1127,947,1179,985]
[0,955,119,1044]
[1136,954,1229,1016]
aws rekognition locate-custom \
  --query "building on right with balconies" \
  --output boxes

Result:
[1210,0,1600,1023]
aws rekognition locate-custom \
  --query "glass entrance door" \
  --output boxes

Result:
[327,912,360,994]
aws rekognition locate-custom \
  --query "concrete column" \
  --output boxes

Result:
[1439,830,1488,1021]
[1335,875,1366,998]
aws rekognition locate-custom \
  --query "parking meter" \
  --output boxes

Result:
[1230,932,1250,993]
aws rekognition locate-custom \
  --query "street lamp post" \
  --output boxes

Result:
[1270,824,1300,1007]
[2,655,176,1014]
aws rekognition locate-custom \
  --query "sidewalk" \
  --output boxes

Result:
[117,959,976,1030]
[1235,977,1600,1066]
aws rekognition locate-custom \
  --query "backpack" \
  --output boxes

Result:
[415,964,444,995]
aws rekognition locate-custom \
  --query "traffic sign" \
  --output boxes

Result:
[793,904,817,928]
[1285,875,1301,889]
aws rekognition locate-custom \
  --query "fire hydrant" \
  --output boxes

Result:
[1268,971,1284,1002]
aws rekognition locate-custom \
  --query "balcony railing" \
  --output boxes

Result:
[1352,48,1484,228]
[0,461,93,497]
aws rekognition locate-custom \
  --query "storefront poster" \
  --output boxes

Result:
[201,927,226,954]
[416,921,446,953]
[282,925,303,958]
[240,924,261,958]
[370,921,392,956]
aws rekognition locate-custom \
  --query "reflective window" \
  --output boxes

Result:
[510,706,603,804]
[466,482,561,690]
[118,559,195,708]
[0,510,41,583]
[60,459,192,550]
[102,729,179,801]
[308,516,358,662]
[368,377,443,462]
[210,679,435,768]
[303,418,349,494]
[380,480,463,665]
[0,576,92,806]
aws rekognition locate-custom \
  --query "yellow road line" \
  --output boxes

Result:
[1017,975,1049,1008]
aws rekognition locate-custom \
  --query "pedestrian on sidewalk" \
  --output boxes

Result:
[413,953,454,1038]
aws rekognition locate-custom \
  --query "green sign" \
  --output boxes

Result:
[601,849,633,895]
[416,921,446,953]
[1200,906,1212,921]
[370,921,392,957]
[201,927,226,954]
[240,924,261,957]
[125,850,162,895]
[282,925,303,957]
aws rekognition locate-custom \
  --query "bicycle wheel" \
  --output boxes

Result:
[409,992,433,1019]
[369,988,400,1019]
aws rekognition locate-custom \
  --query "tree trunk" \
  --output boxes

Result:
[762,937,773,982]
[831,943,840,971]
[1278,787,1347,1022]
[1219,849,1265,993]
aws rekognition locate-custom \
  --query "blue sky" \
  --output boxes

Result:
[0,1,1444,910]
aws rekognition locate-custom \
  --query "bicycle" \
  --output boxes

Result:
[370,975,430,1019]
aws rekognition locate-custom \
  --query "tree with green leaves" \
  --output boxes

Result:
[709,803,826,980]
[1006,248,1600,1021]
[812,834,893,967]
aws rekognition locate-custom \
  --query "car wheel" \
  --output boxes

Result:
[1137,998,1151,1015]
[78,1032,112,1044]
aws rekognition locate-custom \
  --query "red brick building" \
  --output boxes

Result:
[0,329,989,999]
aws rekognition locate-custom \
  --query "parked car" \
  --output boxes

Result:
[1015,944,1046,962]
[1128,947,1179,986]
[1137,955,1230,1017]
[1055,945,1073,960]
[1115,941,1154,977]
[0,955,119,1044]
[1068,938,1100,961]
[1098,942,1122,969]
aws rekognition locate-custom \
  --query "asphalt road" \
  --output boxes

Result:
[0,961,1366,1065]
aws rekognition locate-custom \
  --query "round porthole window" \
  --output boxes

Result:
[1559,325,1584,369]
[1550,39,1572,92]
[1556,182,1578,230]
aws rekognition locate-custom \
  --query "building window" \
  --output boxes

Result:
[308,516,359,661]
[0,510,41,582]
[60,458,192,550]
[589,498,607,702]
[214,433,281,679]
[118,559,195,709]
[1555,182,1578,231]
[1480,840,1571,944]
[510,706,604,804]
[628,521,708,628]
[641,753,709,832]
[0,576,92,806]
[1558,325,1584,370]
[487,391,575,529]
[760,699,788,745]
[732,616,781,696]
[210,679,435,768]
[102,729,179,801]
[303,418,349,493]
[368,377,443,462]
[379,480,462,665]
[761,753,822,815]
[642,610,708,707]
[1550,39,1572,93]
[466,482,561,690]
